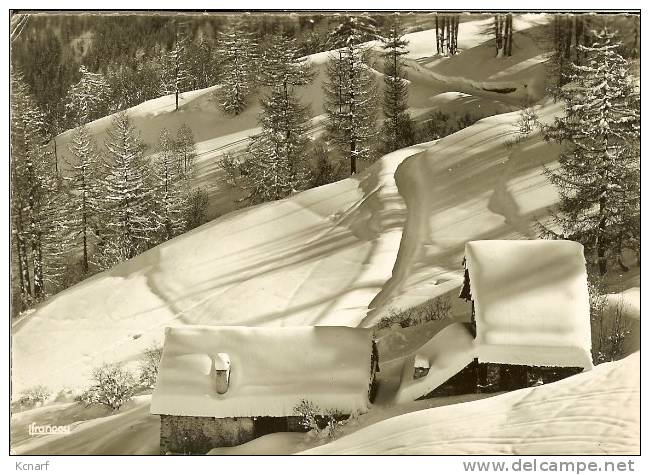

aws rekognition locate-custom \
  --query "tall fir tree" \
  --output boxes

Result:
[246,34,314,202]
[324,17,377,175]
[96,112,155,268]
[152,128,188,242]
[187,36,219,90]
[63,65,112,127]
[162,23,191,111]
[381,20,414,153]
[175,123,196,179]
[214,23,258,115]
[543,29,640,275]
[11,70,65,300]
[63,125,103,274]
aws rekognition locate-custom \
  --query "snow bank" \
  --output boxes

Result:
[395,322,476,403]
[303,352,640,455]
[12,396,159,455]
[464,240,593,369]
[150,326,374,418]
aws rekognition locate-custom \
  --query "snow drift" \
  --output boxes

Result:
[303,352,640,455]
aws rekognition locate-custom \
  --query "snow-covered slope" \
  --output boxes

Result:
[303,352,640,455]
[13,98,566,395]
[52,16,548,219]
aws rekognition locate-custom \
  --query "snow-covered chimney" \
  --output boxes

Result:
[413,354,430,380]
[214,353,231,394]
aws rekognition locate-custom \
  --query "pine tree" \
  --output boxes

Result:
[152,128,188,241]
[214,23,258,115]
[327,14,379,49]
[543,30,640,275]
[63,125,103,273]
[381,20,414,153]
[246,34,314,202]
[63,65,112,127]
[324,18,377,175]
[11,70,65,300]
[175,123,196,179]
[96,112,154,268]
[187,36,219,90]
[162,23,191,111]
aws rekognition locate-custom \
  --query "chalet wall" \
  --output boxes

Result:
[419,360,584,399]
[159,415,308,454]
[160,415,255,454]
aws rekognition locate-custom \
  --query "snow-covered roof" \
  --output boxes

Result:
[462,240,593,369]
[151,325,375,418]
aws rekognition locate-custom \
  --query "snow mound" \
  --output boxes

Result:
[395,322,476,403]
[151,326,374,418]
[303,352,640,455]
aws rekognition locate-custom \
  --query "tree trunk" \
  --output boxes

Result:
[506,14,513,56]
[503,15,509,56]
[445,15,451,54]
[563,15,572,60]
[350,140,356,175]
[453,15,459,54]
[435,15,440,54]
[574,16,584,65]
[53,137,58,176]
[14,224,30,296]
[495,15,503,56]
[597,194,608,276]
[32,233,44,298]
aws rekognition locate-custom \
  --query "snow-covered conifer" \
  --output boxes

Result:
[63,125,103,273]
[380,20,414,153]
[11,70,65,299]
[63,65,112,127]
[247,34,314,202]
[162,23,192,111]
[175,123,196,179]
[214,23,258,115]
[96,112,154,269]
[324,17,377,175]
[152,128,188,242]
[543,29,640,275]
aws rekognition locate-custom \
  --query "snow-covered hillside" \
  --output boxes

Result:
[10,12,641,457]
[13,17,562,397]
[52,15,549,220]
[13,99,568,395]
[12,14,638,405]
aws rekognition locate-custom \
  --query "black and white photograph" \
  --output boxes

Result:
[6,3,642,464]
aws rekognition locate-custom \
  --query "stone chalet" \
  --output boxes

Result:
[397,240,594,401]
[151,325,379,454]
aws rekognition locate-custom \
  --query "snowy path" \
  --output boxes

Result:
[362,102,564,325]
